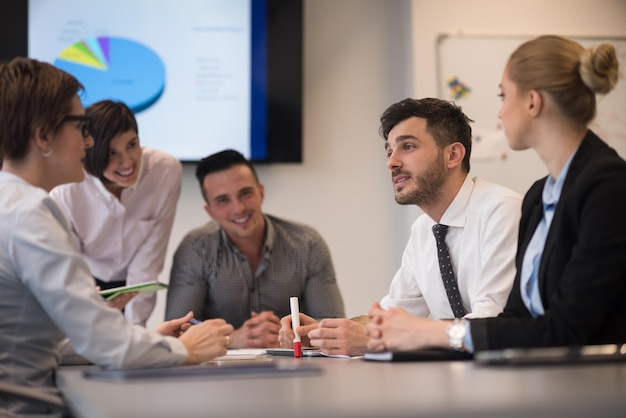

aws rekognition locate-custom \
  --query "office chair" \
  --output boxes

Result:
[0,381,72,416]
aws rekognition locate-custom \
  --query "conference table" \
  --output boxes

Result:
[56,353,626,418]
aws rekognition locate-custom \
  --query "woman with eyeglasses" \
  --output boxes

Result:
[0,57,232,415]
[50,100,183,326]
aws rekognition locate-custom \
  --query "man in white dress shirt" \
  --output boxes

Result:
[279,98,522,356]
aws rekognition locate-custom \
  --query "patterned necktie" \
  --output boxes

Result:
[432,224,467,318]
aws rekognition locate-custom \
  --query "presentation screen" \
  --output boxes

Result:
[18,0,302,162]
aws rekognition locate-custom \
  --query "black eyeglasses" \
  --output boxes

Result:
[60,115,92,138]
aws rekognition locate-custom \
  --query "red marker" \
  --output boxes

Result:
[290,296,302,358]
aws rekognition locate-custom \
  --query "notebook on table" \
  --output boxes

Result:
[265,347,324,357]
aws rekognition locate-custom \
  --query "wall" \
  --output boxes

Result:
[148,0,415,327]
[411,0,626,195]
[149,0,626,328]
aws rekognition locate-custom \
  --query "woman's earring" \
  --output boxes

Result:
[41,148,52,158]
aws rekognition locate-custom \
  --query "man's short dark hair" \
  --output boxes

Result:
[379,98,474,172]
[195,149,260,202]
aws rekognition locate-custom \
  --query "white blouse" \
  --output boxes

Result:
[50,148,182,325]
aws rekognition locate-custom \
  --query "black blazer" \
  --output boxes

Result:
[472,131,626,350]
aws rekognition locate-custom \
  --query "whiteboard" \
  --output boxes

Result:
[436,35,626,194]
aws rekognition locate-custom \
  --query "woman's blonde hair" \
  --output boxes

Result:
[507,35,619,125]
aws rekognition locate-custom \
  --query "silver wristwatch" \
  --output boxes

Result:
[446,318,467,350]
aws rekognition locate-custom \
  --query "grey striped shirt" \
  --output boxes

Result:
[165,214,345,328]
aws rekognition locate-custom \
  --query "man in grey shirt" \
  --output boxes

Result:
[166,150,345,348]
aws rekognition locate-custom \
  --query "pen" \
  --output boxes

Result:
[290,296,302,358]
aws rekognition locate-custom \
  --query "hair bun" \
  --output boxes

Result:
[579,43,620,94]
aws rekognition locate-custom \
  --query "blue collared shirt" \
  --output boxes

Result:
[464,149,577,351]
[520,151,576,316]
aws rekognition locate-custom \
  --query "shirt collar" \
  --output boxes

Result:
[87,170,116,202]
[125,149,146,192]
[220,214,274,257]
[437,174,473,228]
[543,148,578,208]
[264,215,275,254]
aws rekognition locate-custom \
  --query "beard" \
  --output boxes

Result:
[394,151,446,207]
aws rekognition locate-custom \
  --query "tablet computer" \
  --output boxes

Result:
[364,348,473,362]
[475,343,626,366]
[83,362,322,381]
[98,281,168,301]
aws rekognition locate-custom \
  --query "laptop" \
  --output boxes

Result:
[364,348,473,362]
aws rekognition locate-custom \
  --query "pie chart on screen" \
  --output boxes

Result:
[54,36,166,113]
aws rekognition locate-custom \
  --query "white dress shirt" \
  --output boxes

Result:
[380,176,521,319]
[50,148,182,325]
[0,171,186,415]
